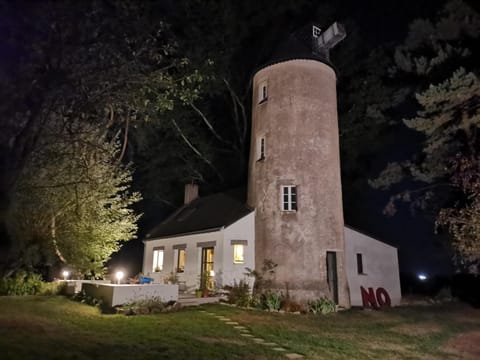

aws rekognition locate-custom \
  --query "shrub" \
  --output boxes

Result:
[73,289,103,306]
[39,281,67,296]
[262,291,282,311]
[224,280,251,307]
[307,297,337,315]
[245,259,277,295]
[0,271,44,295]
[122,298,179,315]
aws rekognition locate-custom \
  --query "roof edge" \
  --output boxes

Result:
[254,57,338,78]
[345,224,398,249]
[144,226,223,241]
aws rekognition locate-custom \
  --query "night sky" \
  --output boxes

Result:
[2,0,479,280]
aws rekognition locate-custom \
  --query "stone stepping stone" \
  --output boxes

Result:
[285,354,304,359]
[226,321,239,325]
[240,333,254,338]
[272,347,287,352]
[252,338,265,343]
[233,326,247,330]
[262,342,278,346]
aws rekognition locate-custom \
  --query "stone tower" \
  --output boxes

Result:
[247,23,350,307]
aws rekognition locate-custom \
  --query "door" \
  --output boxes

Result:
[326,251,339,304]
[201,247,214,289]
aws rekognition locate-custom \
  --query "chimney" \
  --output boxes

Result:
[184,183,199,204]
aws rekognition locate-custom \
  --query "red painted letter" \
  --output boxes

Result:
[360,286,378,309]
[376,287,391,307]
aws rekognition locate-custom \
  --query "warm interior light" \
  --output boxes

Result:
[115,271,124,284]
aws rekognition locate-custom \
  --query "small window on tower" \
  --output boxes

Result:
[312,25,322,38]
[258,81,268,103]
[257,136,265,161]
[281,185,297,212]
[357,253,364,274]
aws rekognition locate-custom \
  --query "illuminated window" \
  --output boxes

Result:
[176,248,186,273]
[257,136,265,161]
[258,81,268,103]
[233,244,245,264]
[201,247,214,277]
[152,247,164,272]
[281,185,297,211]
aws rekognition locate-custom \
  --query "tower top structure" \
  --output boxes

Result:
[259,22,346,72]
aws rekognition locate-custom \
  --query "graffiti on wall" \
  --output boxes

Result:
[360,286,391,309]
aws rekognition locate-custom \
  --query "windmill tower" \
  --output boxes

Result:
[247,23,350,307]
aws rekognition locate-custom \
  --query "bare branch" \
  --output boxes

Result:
[51,215,67,263]
[117,116,129,163]
[223,78,248,148]
[188,102,233,146]
[171,119,224,182]
[106,104,115,129]
[17,180,91,191]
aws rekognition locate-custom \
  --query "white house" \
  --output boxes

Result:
[143,186,401,307]
[142,24,402,308]
[344,226,402,307]
[142,189,255,292]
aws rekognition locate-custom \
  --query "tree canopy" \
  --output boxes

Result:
[7,118,141,276]
[369,0,480,270]
[0,0,199,275]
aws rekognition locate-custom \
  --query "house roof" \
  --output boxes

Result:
[145,191,253,240]
[344,225,397,249]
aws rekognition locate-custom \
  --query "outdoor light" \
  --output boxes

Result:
[62,270,69,281]
[417,273,428,281]
[115,271,124,284]
[209,270,215,277]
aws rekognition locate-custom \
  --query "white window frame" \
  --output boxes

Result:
[281,185,297,212]
[258,81,268,103]
[152,247,164,272]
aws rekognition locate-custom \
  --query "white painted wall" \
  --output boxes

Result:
[143,231,222,292]
[344,227,401,307]
[222,211,255,288]
[82,283,178,307]
[142,213,255,293]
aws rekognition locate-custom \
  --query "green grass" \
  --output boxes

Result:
[0,296,479,359]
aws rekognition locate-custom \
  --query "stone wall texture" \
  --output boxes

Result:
[247,59,350,307]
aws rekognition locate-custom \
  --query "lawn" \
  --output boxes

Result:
[0,296,479,360]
